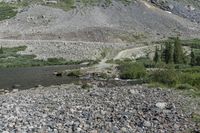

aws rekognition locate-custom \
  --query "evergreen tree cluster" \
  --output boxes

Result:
[154,37,200,66]
[154,37,185,64]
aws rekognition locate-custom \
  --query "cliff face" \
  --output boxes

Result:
[149,0,200,23]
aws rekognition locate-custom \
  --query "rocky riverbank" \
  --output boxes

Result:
[0,84,199,132]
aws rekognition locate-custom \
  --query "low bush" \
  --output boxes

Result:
[119,62,146,79]
[149,69,178,87]
[136,58,156,68]
[67,70,81,77]
[178,72,200,89]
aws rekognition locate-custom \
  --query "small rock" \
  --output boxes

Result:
[130,89,139,94]
[143,121,151,127]
[121,127,127,132]
[89,130,98,133]
[156,102,167,109]
[2,131,9,133]
[12,89,18,93]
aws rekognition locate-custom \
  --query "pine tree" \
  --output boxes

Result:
[173,37,184,64]
[190,49,196,66]
[153,46,160,63]
[165,43,174,64]
[161,44,165,62]
[0,46,3,54]
[196,56,200,66]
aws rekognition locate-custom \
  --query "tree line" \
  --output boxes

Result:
[153,37,199,66]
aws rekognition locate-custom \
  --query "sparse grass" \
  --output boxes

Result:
[45,0,75,11]
[110,32,146,43]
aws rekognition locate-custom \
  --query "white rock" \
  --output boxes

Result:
[130,89,139,95]
[156,102,167,109]
[143,121,151,127]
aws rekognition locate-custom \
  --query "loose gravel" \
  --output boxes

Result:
[0,84,199,132]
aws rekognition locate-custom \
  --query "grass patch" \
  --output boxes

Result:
[46,0,76,11]
[0,2,17,21]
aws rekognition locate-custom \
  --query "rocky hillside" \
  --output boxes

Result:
[0,0,199,42]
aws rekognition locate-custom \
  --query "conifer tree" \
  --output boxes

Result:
[0,46,3,54]
[190,49,196,66]
[153,46,160,63]
[173,37,184,64]
[165,43,174,64]
[160,44,165,62]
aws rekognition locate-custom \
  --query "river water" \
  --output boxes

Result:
[0,65,82,90]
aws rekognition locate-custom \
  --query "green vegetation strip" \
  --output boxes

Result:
[116,37,200,97]
[0,2,17,21]
[0,46,96,68]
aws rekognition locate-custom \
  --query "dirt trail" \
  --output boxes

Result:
[114,45,156,60]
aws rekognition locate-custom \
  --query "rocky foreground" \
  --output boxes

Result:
[0,84,199,133]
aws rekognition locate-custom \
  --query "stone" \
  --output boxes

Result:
[156,102,167,109]
[89,130,98,133]
[143,121,151,127]
[12,89,18,93]
[120,127,127,132]
[130,89,139,94]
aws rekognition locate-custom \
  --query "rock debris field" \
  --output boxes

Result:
[0,84,199,133]
[0,40,126,60]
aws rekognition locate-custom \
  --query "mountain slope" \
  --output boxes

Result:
[0,0,199,42]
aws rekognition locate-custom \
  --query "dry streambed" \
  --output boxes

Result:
[0,84,199,132]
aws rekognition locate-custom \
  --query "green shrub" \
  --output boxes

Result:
[181,66,200,73]
[149,69,178,86]
[119,62,146,79]
[67,70,81,77]
[81,83,92,89]
[179,73,200,89]
[137,58,156,68]
[175,64,191,69]
[176,84,196,90]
